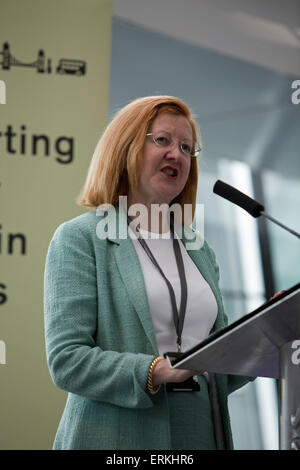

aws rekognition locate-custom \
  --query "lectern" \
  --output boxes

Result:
[170,283,300,450]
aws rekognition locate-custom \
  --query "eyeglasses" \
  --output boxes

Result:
[146,131,201,158]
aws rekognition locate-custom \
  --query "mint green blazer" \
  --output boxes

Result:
[44,208,252,450]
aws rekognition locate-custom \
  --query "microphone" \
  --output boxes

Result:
[213,180,300,239]
[213,180,264,217]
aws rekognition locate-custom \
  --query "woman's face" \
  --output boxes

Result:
[130,112,193,207]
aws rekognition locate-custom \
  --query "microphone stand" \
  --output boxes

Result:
[260,212,300,239]
[213,180,300,240]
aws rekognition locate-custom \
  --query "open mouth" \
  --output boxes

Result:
[161,166,178,179]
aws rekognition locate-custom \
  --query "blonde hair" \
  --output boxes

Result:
[77,95,201,221]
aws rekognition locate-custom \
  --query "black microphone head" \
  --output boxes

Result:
[213,180,264,217]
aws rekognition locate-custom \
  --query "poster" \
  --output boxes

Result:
[0,0,112,449]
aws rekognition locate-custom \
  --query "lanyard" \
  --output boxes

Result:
[128,215,188,352]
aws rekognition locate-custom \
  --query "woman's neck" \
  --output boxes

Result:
[127,199,171,234]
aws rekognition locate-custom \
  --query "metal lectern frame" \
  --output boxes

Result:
[170,283,300,450]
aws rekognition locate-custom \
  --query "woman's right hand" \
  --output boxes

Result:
[151,358,203,386]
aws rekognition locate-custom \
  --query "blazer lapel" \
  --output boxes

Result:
[107,207,159,355]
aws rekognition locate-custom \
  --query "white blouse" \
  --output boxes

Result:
[129,227,218,356]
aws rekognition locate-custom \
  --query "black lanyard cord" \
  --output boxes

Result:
[128,215,188,352]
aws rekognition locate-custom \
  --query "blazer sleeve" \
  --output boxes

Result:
[44,221,155,409]
[204,241,256,394]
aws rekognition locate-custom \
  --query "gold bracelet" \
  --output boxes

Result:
[147,357,164,395]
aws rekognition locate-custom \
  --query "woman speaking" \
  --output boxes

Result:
[44,95,254,450]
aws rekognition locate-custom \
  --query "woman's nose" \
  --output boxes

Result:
[165,141,183,159]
